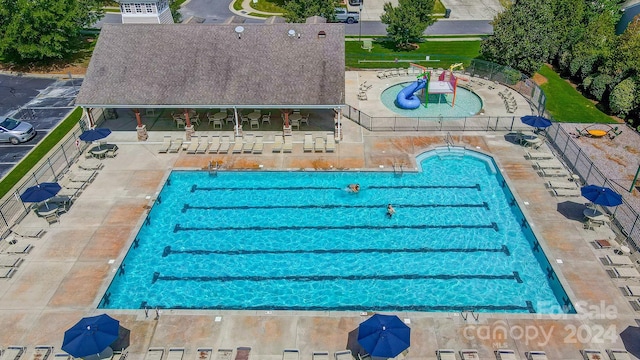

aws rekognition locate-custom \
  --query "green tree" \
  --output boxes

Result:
[380,0,433,49]
[614,15,640,78]
[170,0,183,23]
[609,77,638,117]
[284,0,340,23]
[589,73,614,101]
[0,0,105,63]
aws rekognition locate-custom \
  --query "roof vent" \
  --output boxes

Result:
[288,29,297,37]
[235,26,245,39]
[318,31,326,38]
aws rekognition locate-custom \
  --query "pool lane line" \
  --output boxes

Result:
[174,222,499,232]
[162,244,510,257]
[190,184,481,192]
[135,302,535,313]
[151,271,522,284]
[181,202,490,212]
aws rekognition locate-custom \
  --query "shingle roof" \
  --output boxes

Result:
[76,23,345,108]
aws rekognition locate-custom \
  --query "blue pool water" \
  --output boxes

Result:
[381,83,483,118]
[100,149,573,313]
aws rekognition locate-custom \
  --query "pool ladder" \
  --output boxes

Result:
[461,309,479,321]
[444,132,454,148]
[209,160,219,176]
[393,162,404,177]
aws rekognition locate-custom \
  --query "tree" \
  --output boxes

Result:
[0,0,106,63]
[284,0,340,23]
[614,15,640,78]
[380,0,434,49]
[589,73,614,101]
[609,77,638,117]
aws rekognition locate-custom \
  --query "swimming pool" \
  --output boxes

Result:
[100,148,573,313]
[381,83,483,118]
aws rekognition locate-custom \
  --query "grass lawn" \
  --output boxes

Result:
[0,108,82,198]
[346,40,481,69]
[536,66,617,124]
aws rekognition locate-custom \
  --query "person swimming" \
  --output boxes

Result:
[348,183,360,193]
[387,204,395,218]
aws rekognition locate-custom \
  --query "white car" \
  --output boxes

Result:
[0,117,36,144]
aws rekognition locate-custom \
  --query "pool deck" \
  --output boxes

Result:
[1,74,639,359]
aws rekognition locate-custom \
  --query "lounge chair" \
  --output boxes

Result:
[158,136,172,153]
[460,349,480,360]
[334,351,352,360]
[253,135,264,154]
[145,348,164,360]
[326,133,336,152]
[196,348,213,360]
[57,187,79,198]
[614,267,640,278]
[623,285,640,296]
[581,349,603,360]
[60,178,86,190]
[186,135,199,154]
[534,159,563,170]
[196,135,209,153]
[5,243,33,254]
[525,351,548,360]
[361,39,373,51]
[78,158,103,171]
[541,168,569,177]
[552,188,580,197]
[436,349,456,360]
[607,349,632,360]
[547,180,576,189]
[219,136,231,153]
[283,135,293,153]
[235,347,251,360]
[314,136,325,152]
[312,352,329,360]
[282,350,299,360]
[303,133,313,152]
[168,138,183,153]
[0,267,17,278]
[243,135,255,153]
[273,135,283,153]
[216,349,233,360]
[53,353,72,360]
[1,346,26,360]
[232,137,243,153]
[495,349,517,360]
[525,151,553,160]
[208,136,221,154]
[68,170,96,183]
[0,257,23,267]
[167,348,185,360]
[33,346,54,360]
[606,254,633,266]
[10,225,44,238]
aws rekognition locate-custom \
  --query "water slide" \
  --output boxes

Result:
[396,79,427,109]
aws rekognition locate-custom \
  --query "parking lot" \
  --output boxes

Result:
[0,74,82,178]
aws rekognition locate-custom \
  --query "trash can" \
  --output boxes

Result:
[444,8,451,18]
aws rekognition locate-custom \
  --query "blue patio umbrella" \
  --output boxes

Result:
[62,314,120,358]
[620,326,640,358]
[20,182,61,204]
[580,185,623,207]
[79,128,112,142]
[358,314,410,358]
[521,115,552,129]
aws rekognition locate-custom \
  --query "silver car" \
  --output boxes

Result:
[0,117,36,144]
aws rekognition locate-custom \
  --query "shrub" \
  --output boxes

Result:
[589,73,613,101]
[609,77,638,118]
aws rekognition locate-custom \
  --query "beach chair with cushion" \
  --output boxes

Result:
[232,137,244,154]
[525,351,548,360]
[283,135,293,153]
[158,136,172,153]
[78,158,103,171]
[2,346,26,359]
[5,243,33,254]
[623,285,640,296]
[167,348,184,360]
[208,136,221,154]
[334,351,352,360]
[460,349,480,360]
[0,257,23,268]
[243,134,255,153]
[68,170,97,183]
[272,135,283,153]
[196,348,213,360]
[312,352,329,360]
[235,347,251,360]
[547,180,577,189]
[581,349,604,360]
[436,349,456,360]
[614,267,640,278]
[219,136,231,154]
[196,135,209,154]
[186,136,199,154]
[0,267,17,278]
[607,349,632,360]
[541,168,569,177]
[145,348,164,360]
[314,136,325,152]
[326,133,336,152]
[60,178,86,190]
[32,346,53,360]
[168,138,183,153]
[282,350,299,360]
[605,254,633,266]
[57,187,80,198]
[495,349,517,360]
[10,225,44,238]
[525,151,554,160]
[304,133,313,152]
[552,188,580,197]
[534,160,563,169]
[53,353,72,360]
[216,349,233,360]
[253,135,264,154]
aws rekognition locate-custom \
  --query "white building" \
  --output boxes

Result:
[117,0,174,24]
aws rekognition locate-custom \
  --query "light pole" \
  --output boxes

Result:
[358,1,363,42]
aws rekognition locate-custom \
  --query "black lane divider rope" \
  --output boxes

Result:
[162,244,510,257]
[138,301,535,313]
[152,271,522,284]
[182,202,490,213]
[174,222,499,233]
[190,184,481,192]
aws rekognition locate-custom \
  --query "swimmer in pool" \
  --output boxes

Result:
[387,204,395,218]
[348,184,360,193]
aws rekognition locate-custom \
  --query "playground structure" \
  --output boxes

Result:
[396,63,459,110]
[575,124,623,139]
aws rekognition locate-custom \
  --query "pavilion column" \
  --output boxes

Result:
[183,109,195,140]
[86,108,95,128]
[283,110,291,136]
[334,108,342,142]
[133,109,148,141]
